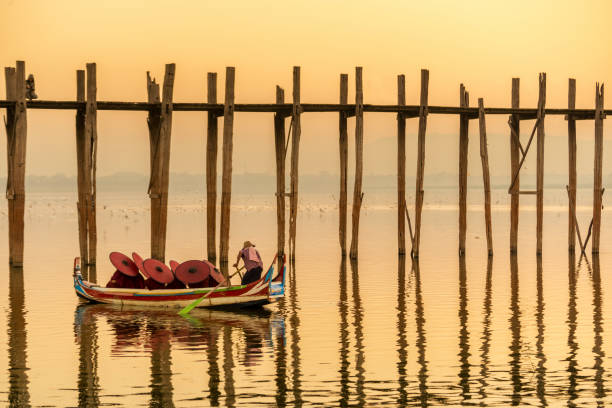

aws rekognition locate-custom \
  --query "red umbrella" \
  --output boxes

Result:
[175,260,211,285]
[169,260,180,274]
[132,252,148,277]
[143,259,174,284]
[109,252,139,277]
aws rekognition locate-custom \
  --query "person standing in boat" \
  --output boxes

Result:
[233,241,263,285]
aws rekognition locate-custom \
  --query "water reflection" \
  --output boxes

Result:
[350,259,366,407]
[396,256,408,407]
[7,267,30,407]
[458,256,471,402]
[535,256,547,406]
[478,257,493,403]
[413,260,429,407]
[567,251,578,407]
[509,255,522,405]
[288,258,303,407]
[591,255,606,404]
[338,258,350,407]
[73,303,100,406]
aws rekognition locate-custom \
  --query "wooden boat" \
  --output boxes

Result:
[73,254,286,309]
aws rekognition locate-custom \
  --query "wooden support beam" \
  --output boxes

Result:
[75,69,89,264]
[339,74,348,256]
[148,64,175,262]
[592,83,605,253]
[509,78,520,253]
[274,86,286,257]
[412,69,429,258]
[566,185,585,255]
[219,67,236,266]
[536,73,546,255]
[206,72,218,262]
[518,190,537,195]
[85,63,98,264]
[4,62,27,266]
[349,67,364,259]
[289,66,301,258]
[458,84,469,256]
[397,74,406,255]
[478,98,493,256]
[568,79,577,252]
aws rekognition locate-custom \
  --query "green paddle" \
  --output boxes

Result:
[178,266,244,315]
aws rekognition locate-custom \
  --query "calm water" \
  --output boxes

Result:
[1,188,612,407]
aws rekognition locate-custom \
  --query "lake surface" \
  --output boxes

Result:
[1,188,612,407]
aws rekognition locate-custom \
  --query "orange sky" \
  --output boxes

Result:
[0,0,610,180]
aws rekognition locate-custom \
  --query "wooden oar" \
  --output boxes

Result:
[178,266,244,315]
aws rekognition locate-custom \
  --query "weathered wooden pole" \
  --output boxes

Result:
[219,67,236,264]
[147,64,175,262]
[84,63,98,264]
[4,62,27,267]
[536,73,546,255]
[339,74,349,256]
[509,79,520,253]
[567,79,577,252]
[75,69,89,264]
[206,72,219,262]
[592,83,605,253]
[289,66,301,257]
[478,98,493,256]
[458,84,469,256]
[412,69,430,258]
[349,67,364,259]
[274,86,286,257]
[397,74,407,255]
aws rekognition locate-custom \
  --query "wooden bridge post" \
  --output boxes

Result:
[397,74,406,255]
[274,86,286,257]
[75,69,89,264]
[478,98,493,256]
[536,73,546,255]
[592,83,605,253]
[219,67,235,264]
[458,84,469,256]
[412,69,429,258]
[289,66,301,257]
[509,79,520,253]
[567,79,577,252]
[85,63,98,264]
[339,74,349,256]
[349,67,364,259]
[4,61,27,267]
[206,72,219,262]
[147,64,175,262]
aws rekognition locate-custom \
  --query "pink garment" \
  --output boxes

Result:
[240,246,263,271]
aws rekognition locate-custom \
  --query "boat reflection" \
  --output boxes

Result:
[7,266,31,407]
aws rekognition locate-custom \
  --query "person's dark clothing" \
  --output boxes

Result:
[106,270,145,289]
[241,266,262,285]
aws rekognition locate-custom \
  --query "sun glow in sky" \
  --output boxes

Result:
[0,0,610,180]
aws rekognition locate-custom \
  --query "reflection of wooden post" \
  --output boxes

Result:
[75,70,89,264]
[289,67,301,257]
[536,73,546,255]
[349,67,364,259]
[458,84,469,256]
[397,75,406,255]
[8,267,31,405]
[219,67,236,263]
[478,98,493,256]
[4,62,27,267]
[412,70,429,258]
[567,79,577,252]
[339,74,348,256]
[274,86,286,257]
[85,63,98,264]
[148,64,175,262]
[206,73,219,262]
[592,83,605,253]
[509,79,520,253]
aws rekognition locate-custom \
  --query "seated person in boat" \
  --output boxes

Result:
[106,252,145,289]
[142,259,186,290]
[233,241,263,285]
[176,260,224,288]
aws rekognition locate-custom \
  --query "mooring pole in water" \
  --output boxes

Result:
[274,85,288,257]
[85,63,99,265]
[289,66,301,258]
[349,67,364,260]
[592,83,605,253]
[535,73,546,255]
[397,74,407,256]
[75,69,89,264]
[412,69,429,258]
[147,64,175,262]
[206,72,220,262]
[478,98,493,256]
[3,61,27,267]
[509,78,520,253]
[219,67,235,265]
[567,79,577,252]
[458,84,469,256]
[339,73,349,257]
